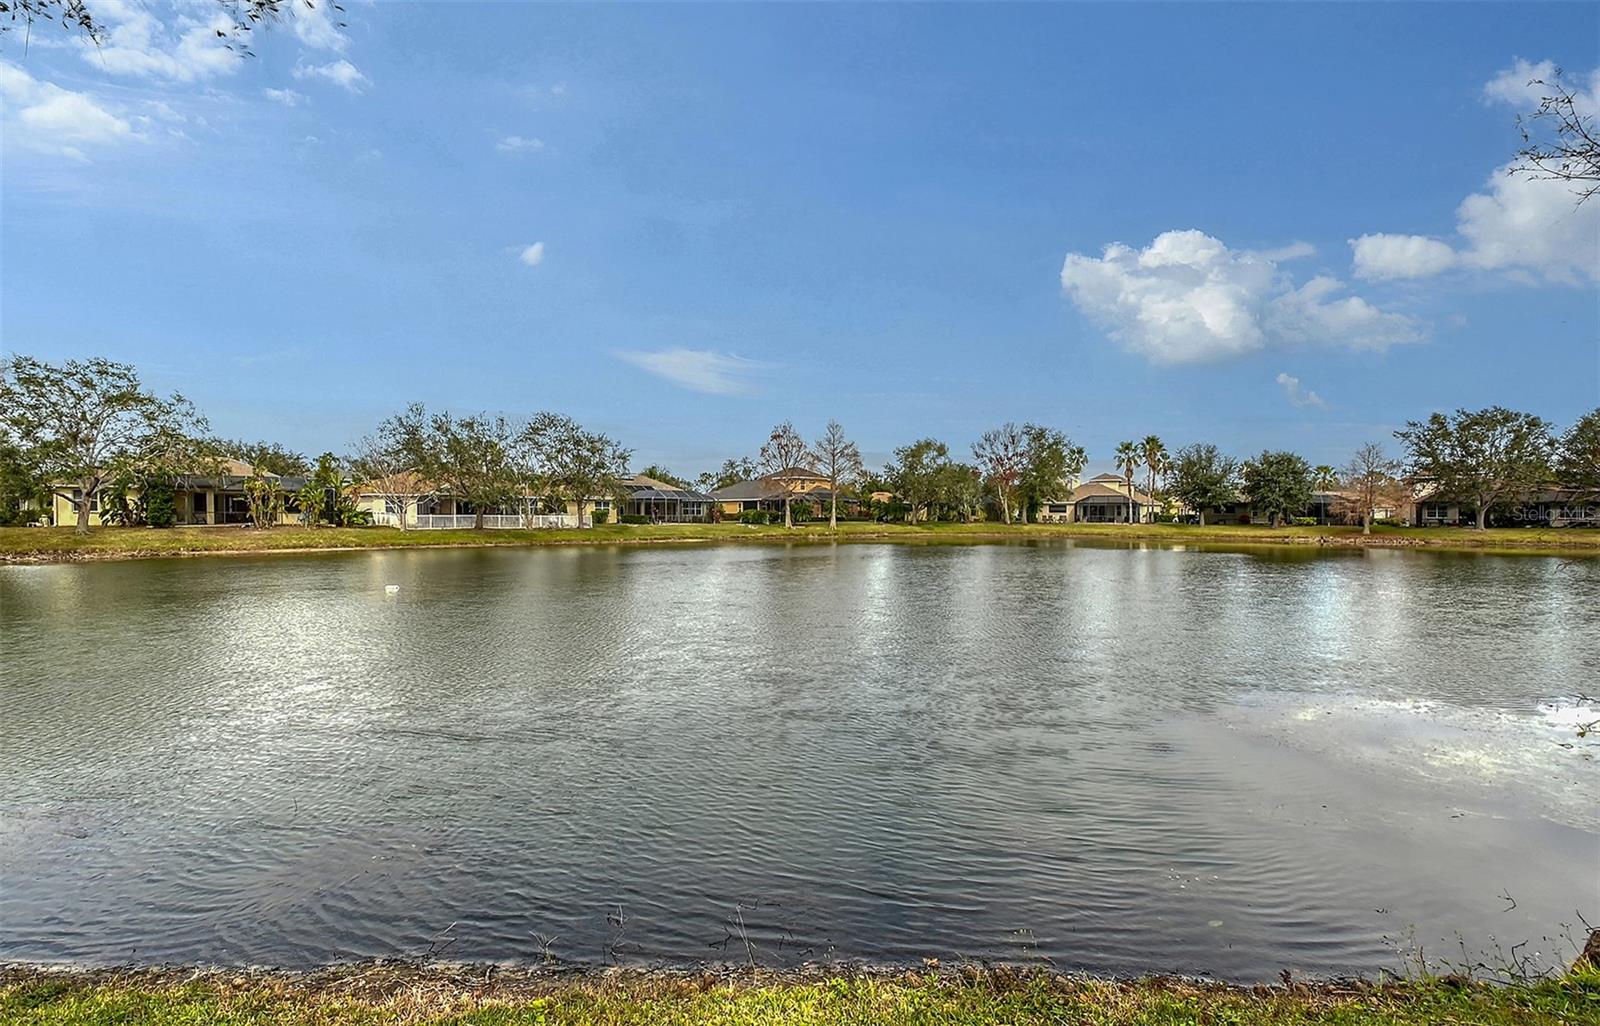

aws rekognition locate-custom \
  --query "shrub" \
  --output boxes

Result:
[1373,517,1402,527]
[619,513,650,525]
[1290,516,1318,526]
[790,505,813,523]
[738,509,770,525]
[144,477,177,528]
[591,507,610,525]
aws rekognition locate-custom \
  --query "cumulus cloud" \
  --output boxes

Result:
[1350,233,1458,279]
[0,60,133,160]
[1350,60,1600,285]
[1059,229,1421,364]
[1276,372,1325,408]
[263,87,307,107]
[615,349,766,396]
[496,135,545,153]
[518,242,545,266]
[292,59,369,93]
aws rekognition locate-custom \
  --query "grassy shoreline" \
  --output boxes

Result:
[2,520,1599,564]
[3,961,1596,1025]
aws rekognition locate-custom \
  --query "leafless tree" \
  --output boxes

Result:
[809,419,862,531]
[758,421,811,528]
[972,423,1027,524]
[1341,442,1403,535]
[1509,71,1600,205]
[349,403,429,530]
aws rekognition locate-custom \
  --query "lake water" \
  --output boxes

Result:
[1,541,1596,981]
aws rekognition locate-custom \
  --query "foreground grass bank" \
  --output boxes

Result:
[2,520,1598,564]
[3,963,1597,1026]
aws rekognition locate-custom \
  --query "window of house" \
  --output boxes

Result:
[1048,503,1069,514]
[193,493,207,513]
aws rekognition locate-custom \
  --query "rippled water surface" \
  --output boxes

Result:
[2,542,1596,980]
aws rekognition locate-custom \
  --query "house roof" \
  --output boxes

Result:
[709,479,780,501]
[1067,479,1155,504]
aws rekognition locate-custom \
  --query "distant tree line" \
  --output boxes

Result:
[2,355,1596,533]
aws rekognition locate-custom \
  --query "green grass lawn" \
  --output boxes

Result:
[1,519,1597,563]
[3,966,1597,1026]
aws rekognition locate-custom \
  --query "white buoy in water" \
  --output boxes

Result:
[385,584,401,594]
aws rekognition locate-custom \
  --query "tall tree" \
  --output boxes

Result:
[1017,424,1086,524]
[757,421,811,528]
[938,461,984,523]
[1396,407,1555,530]
[1241,450,1314,527]
[971,422,1026,524]
[1341,443,1402,535]
[1169,444,1239,526]
[1140,435,1168,498]
[0,356,207,534]
[419,411,520,530]
[520,412,631,528]
[1114,440,1142,523]
[1558,408,1600,500]
[885,438,950,524]
[1312,464,1340,524]
[810,420,863,531]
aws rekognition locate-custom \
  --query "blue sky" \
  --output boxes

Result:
[3,2,1596,477]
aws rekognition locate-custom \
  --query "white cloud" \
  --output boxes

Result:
[1483,58,1599,113]
[292,59,369,93]
[615,349,766,395]
[79,1,240,82]
[496,136,547,153]
[1276,372,1325,409]
[1059,229,1421,364]
[1351,61,1600,285]
[1455,162,1599,282]
[291,0,348,52]
[518,242,546,266]
[496,135,545,153]
[0,59,132,160]
[1250,241,1316,262]
[263,87,308,107]
[1351,161,1599,285]
[1350,233,1458,279]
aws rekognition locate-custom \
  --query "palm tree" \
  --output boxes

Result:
[1313,464,1338,524]
[1140,435,1168,499]
[1114,440,1141,524]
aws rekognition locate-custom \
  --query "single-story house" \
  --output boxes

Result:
[710,466,849,517]
[622,475,715,522]
[1037,474,1157,524]
[353,472,712,528]
[50,459,308,527]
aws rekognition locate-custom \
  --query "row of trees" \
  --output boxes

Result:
[349,405,631,531]
[0,356,632,533]
[4,356,1596,534]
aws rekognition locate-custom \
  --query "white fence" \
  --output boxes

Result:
[373,513,577,530]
